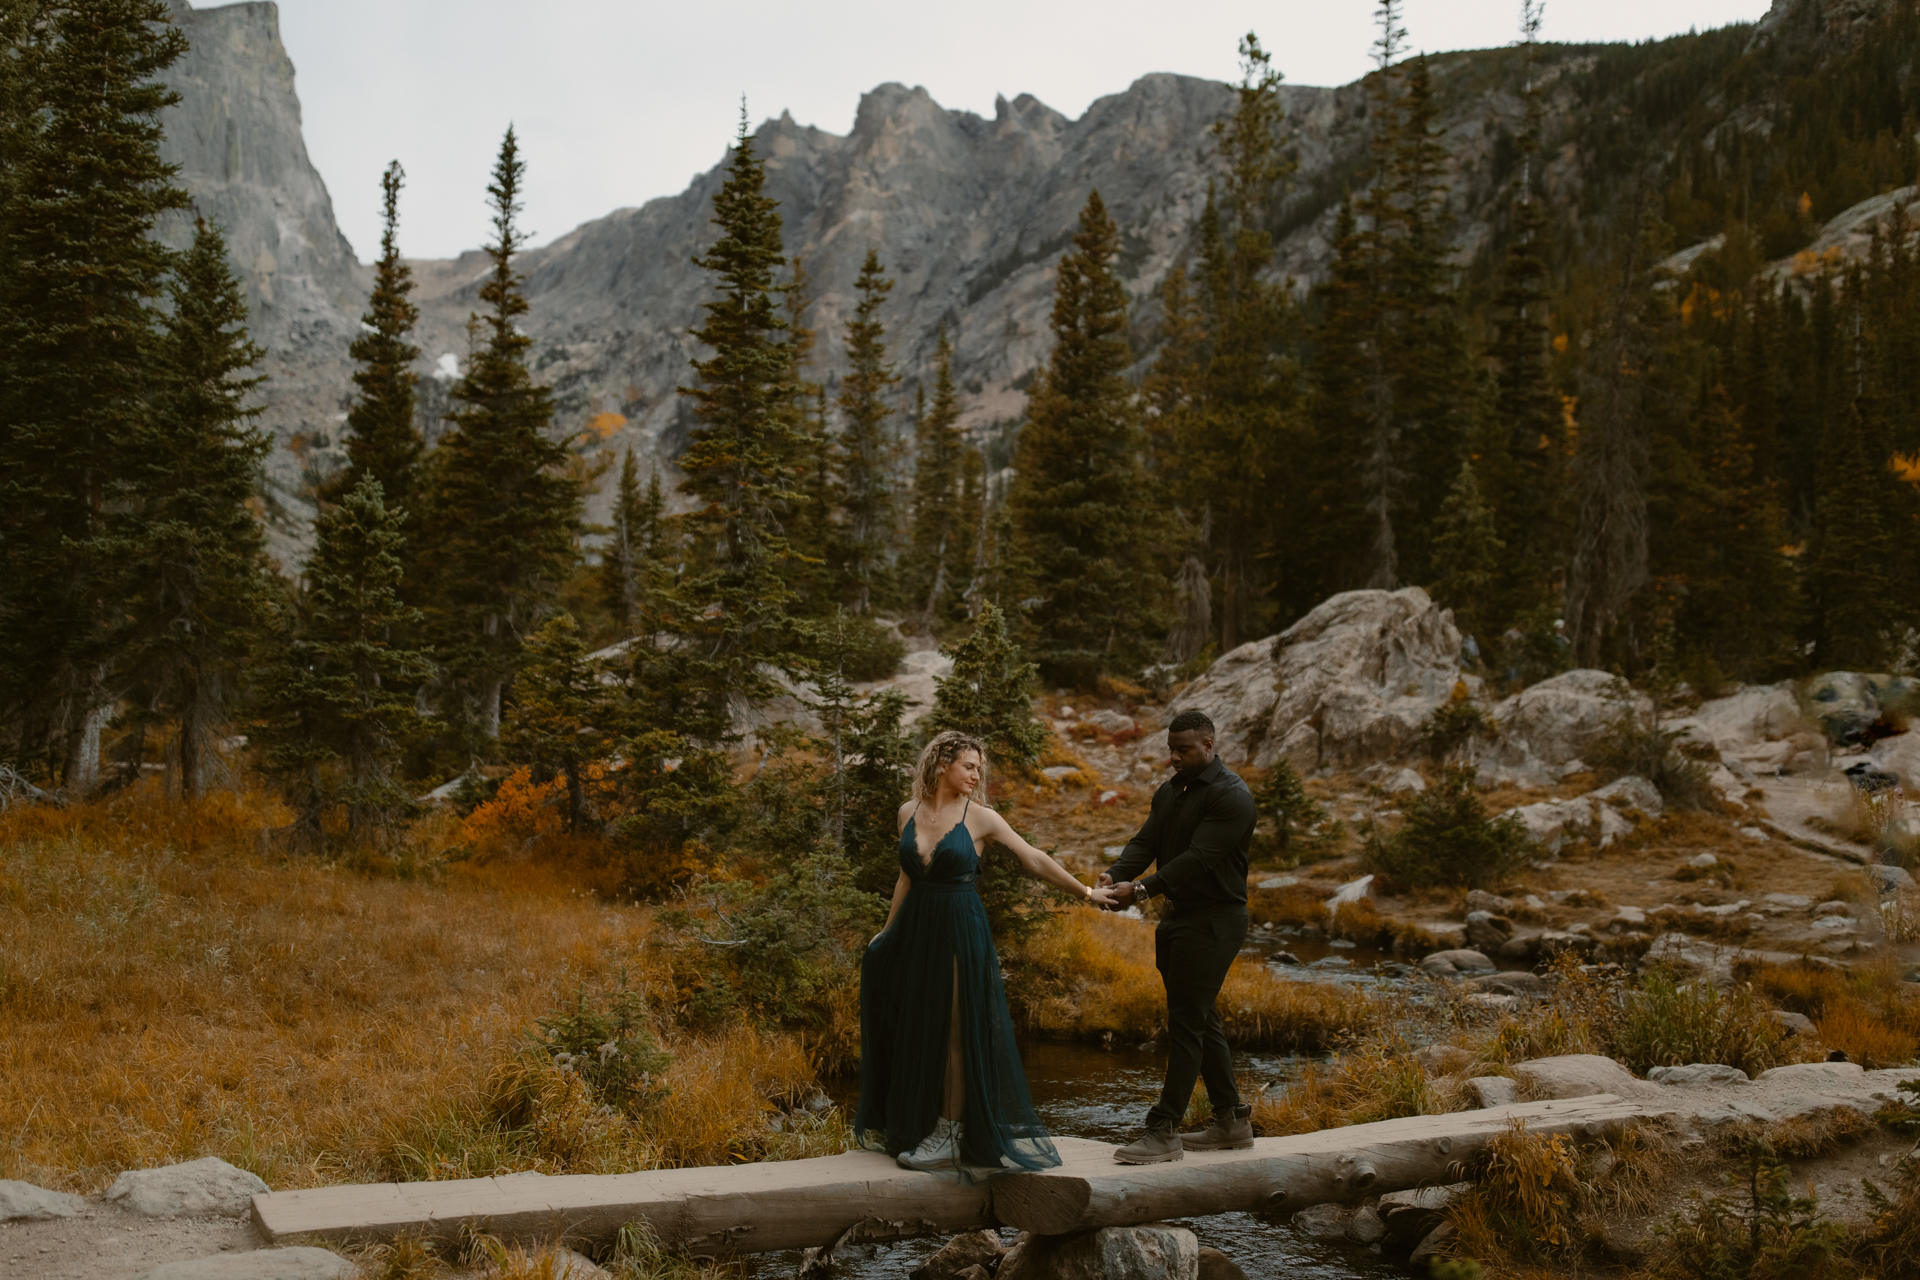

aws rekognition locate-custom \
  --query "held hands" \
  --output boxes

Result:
[1085,882,1119,909]
[1093,872,1134,910]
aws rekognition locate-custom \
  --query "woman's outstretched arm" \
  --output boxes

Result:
[976,808,1118,906]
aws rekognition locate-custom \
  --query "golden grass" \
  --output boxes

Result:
[0,783,840,1192]
[1740,957,1920,1069]
[1251,1031,1449,1135]
[1006,909,1386,1053]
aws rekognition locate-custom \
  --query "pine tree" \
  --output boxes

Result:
[255,478,430,844]
[1253,757,1327,857]
[1192,33,1297,648]
[504,612,610,835]
[801,610,914,896]
[1807,398,1893,670]
[665,108,803,744]
[1429,460,1505,640]
[0,0,188,788]
[110,218,271,797]
[1009,190,1161,684]
[1565,223,1656,667]
[923,602,1047,941]
[1484,0,1564,624]
[326,161,422,523]
[903,327,965,627]
[599,448,671,639]
[923,602,1045,773]
[416,127,581,744]
[832,248,899,615]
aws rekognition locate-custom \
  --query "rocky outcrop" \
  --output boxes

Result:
[134,1248,355,1280]
[106,1156,269,1219]
[1502,774,1663,854]
[1167,588,1474,770]
[0,1179,85,1220]
[159,2,370,555]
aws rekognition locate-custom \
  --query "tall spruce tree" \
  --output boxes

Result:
[1429,460,1504,641]
[504,612,610,835]
[1484,0,1563,624]
[0,0,188,788]
[832,248,899,615]
[111,218,271,797]
[904,327,965,627]
[600,448,670,639]
[1009,190,1161,684]
[663,109,802,745]
[255,478,430,843]
[417,127,581,743]
[326,161,422,523]
[1192,33,1297,648]
[1565,222,1656,666]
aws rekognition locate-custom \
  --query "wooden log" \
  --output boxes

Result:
[992,1095,1641,1236]
[251,1144,1084,1253]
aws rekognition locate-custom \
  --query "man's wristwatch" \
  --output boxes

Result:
[1129,880,1153,901]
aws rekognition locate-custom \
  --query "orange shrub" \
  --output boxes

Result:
[458,767,565,856]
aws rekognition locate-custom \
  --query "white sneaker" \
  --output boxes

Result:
[897,1117,961,1171]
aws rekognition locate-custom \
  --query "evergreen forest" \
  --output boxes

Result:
[2,0,1920,1047]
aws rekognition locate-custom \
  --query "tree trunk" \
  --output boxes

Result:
[63,686,102,796]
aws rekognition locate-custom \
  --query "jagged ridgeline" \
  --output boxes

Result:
[5,0,1920,795]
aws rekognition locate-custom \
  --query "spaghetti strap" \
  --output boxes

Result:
[961,797,970,821]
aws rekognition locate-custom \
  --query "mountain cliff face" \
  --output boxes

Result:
[158,1,367,531]
[162,0,1852,542]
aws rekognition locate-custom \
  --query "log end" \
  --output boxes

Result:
[993,1174,1093,1236]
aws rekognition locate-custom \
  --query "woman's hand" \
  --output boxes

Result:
[1086,883,1120,909]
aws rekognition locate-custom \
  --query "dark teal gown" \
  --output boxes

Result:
[855,806,1062,1181]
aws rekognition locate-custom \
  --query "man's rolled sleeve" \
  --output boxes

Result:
[1148,786,1257,899]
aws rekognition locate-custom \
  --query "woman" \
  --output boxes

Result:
[856,729,1117,1179]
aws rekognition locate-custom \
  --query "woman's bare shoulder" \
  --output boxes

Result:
[896,798,916,826]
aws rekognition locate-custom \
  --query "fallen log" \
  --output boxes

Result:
[252,1146,1018,1253]
[992,1095,1640,1236]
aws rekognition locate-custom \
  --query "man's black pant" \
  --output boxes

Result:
[1147,906,1248,1129]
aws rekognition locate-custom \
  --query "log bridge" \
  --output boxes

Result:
[251,1094,1641,1254]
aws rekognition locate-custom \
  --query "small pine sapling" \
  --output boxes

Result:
[1253,757,1330,860]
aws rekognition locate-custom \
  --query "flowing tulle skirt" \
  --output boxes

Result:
[855,880,1060,1181]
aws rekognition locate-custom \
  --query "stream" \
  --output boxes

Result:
[761,940,1429,1280]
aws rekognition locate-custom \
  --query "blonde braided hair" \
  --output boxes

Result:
[912,729,988,805]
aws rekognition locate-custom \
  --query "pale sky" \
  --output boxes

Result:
[265,0,1775,263]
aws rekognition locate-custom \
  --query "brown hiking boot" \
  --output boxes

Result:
[1113,1121,1184,1165]
[1180,1103,1253,1151]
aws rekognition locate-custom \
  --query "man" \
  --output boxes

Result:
[1100,709,1257,1164]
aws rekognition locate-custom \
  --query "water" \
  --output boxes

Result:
[758,945,1423,1280]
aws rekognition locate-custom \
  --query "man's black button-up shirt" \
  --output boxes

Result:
[1108,755,1255,915]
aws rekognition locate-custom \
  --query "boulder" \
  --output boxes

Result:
[1804,672,1913,742]
[1325,874,1375,914]
[1464,889,1514,914]
[1648,1064,1751,1086]
[1755,1060,1865,1084]
[1487,670,1648,768]
[913,1230,1007,1280]
[134,1248,355,1280]
[1696,683,1806,753]
[1466,972,1549,999]
[1871,731,1920,789]
[1196,1247,1248,1280]
[1465,911,1515,951]
[1868,863,1915,891]
[1420,949,1495,976]
[1346,1203,1387,1245]
[1408,1222,1455,1265]
[1513,1054,1649,1100]
[1167,588,1474,770]
[1466,1076,1519,1108]
[1767,1010,1817,1037]
[999,1225,1198,1280]
[1592,774,1663,817]
[1383,767,1427,794]
[106,1157,268,1219]
[1085,710,1138,737]
[0,1179,86,1220]
[1377,1183,1471,1246]
[1290,1203,1353,1239]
